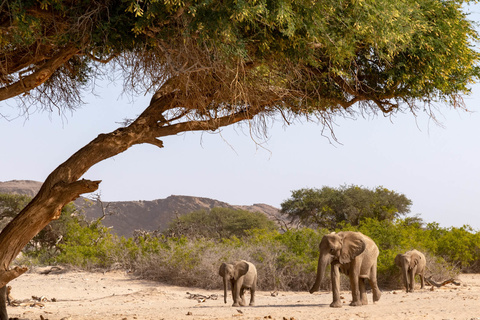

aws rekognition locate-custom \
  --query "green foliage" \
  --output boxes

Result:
[281,185,412,229]
[3,0,479,116]
[54,217,116,268]
[432,225,480,269]
[0,193,32,229]
[164,207,277,239]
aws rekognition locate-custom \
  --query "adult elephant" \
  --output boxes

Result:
[219,260,257,307]
[309,231,381,307]
[395,249,426,292]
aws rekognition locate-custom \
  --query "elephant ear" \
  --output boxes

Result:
[339,232,366,264]
[219,262,227,277]
[233,261,250,280]
[409,252,420,269]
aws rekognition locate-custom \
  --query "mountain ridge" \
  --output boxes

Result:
[0,180,284,237]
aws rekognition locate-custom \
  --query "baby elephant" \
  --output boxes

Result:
[395,249,426,292]
[219,260,257,307]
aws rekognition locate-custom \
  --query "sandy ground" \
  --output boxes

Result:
[5,268,480,320]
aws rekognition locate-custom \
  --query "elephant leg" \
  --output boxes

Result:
[359,278,368,305]
[368,266,382,302]
[369,264,381,302]
[349,274,362,306]
[409,268,416,293]
[249,278,256,306]
[239,287,246,306]
[330,264,342,308]
[232,281,240,307]
[420,273,425,289]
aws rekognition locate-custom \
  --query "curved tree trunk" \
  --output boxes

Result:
[0,286,6,320]
[0,85,260,319]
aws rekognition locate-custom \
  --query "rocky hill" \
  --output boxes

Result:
[0,180,284,237]
[0,180,43,197]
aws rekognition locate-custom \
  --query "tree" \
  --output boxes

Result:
[0,0,479,318]
[0,193,31,230]
[165,207,277,239]
[280,185,412,229]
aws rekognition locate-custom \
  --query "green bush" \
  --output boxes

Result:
[55,218,116,268]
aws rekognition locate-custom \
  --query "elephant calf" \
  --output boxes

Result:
[219,260,257,307]
[395,249,426,292]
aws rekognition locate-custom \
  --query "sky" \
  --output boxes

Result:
[2,10,480,231]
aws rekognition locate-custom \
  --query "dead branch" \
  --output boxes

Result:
[425,276,461,287]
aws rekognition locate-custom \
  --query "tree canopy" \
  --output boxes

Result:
[2,0,479,117]
[0,0,479,317]
[280,185,412,229]
[165,207,277,240]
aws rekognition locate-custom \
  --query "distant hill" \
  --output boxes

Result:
[0,180,285,237]
[0,180,43,197]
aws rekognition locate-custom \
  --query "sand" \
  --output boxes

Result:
[6,268,480,320]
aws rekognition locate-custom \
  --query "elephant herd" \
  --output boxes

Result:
[219,231,426,307]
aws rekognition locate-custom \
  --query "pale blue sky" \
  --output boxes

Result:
[2,8,480,230]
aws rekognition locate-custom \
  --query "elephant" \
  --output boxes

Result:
[309,231,381,307]
[395,249,426,292]
[219,260,257,307]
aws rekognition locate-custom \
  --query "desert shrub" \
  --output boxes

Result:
[428,224,480,271]
[55,218,116,269]
[128,236,220,287]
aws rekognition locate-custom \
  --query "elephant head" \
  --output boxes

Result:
[310,231,366,293]
[395,252,421,270]
[219,261,249,304]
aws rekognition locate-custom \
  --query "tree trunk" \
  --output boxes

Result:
[0,86,258,319]
[0,286,6,320]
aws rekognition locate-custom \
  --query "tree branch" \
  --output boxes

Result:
[0,45,79,101]
[0,267,28,288]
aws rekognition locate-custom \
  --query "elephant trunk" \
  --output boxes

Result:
[402,261,410,291]
[310,253,331,293]
[223,277,227,304]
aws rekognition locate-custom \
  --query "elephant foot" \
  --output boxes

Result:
[232,303,240,307]
[349,300,363,307]
[330,300,342,308]
[373,290,381,302]
[249,302,255,306]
